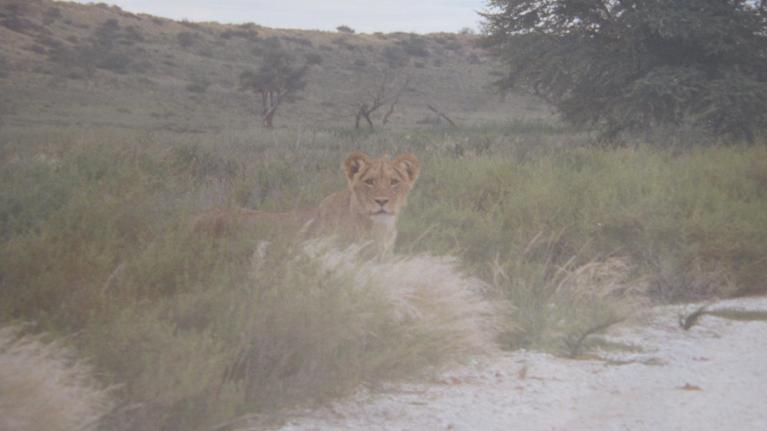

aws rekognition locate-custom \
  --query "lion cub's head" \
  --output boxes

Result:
[343,152,420,224]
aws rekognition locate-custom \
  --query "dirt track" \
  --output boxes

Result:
[272,297,767,431]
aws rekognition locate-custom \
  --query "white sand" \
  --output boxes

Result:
[273,297,767,431]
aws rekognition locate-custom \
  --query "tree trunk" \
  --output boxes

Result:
[355,104,374,129]
[260,89,288,129]
[263,105,277,128]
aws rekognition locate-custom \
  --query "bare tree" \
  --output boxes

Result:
[240,46,311,128]
[353,71,410,129]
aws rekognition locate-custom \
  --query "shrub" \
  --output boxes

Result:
[336,25,355,34]
[185,78,210,94]
[220,28,259,41]
[48,19,147,75]
[382,45,408,68]
[94,51,133,74]
[251,36,281,56]
[0,14,42,35]
[331,36,353,50]
[282,35,313,47]
[304,52,323,65]
[25,44,47,55]
[444,40,462,51]
[177,31,198,48]
[180,20,201,30]
[122,25,144,43]
[398,35,430,57]
[43,7,62,25]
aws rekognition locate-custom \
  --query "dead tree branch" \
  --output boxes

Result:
[426,103,458,127]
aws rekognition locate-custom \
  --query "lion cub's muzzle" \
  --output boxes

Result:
[372,198,391,215]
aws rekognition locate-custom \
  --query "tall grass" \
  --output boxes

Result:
[490,233,646,355]
[0,325,112,431]
[401,144,767,300]
[0,124,765,430]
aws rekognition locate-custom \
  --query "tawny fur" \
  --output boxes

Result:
[194,152,420,253]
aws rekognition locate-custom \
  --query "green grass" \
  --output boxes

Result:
[0,123,765,430]
[707,309,767,322]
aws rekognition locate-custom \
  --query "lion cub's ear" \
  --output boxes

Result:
[344,151,370,182]
[394,154,420,184]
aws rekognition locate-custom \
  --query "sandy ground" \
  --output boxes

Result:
[270,297,767,431]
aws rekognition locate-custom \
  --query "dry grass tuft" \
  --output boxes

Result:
[0,325,113,431]
[311,241,499,357]
[493,233,646,355]
[229,240,499,411]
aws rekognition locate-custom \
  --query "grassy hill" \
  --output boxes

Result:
[0,0,548,132]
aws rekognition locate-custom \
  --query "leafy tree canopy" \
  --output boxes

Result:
[239,44,312,127]
[482,0,767,141]
[239,46,309,98]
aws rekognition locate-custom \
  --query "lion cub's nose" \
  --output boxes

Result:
[374,198,388,207]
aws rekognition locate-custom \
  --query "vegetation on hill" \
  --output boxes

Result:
[0,0,540,132]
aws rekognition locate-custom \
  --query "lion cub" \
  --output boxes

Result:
[195,152,420,254]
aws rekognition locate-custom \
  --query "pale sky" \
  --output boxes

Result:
[70,1,489,33]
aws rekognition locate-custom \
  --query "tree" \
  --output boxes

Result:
[482,0,767,141]
[336,25,356,34]
[240,45,311,128]
[353,71,410,129]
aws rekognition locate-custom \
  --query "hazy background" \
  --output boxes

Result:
[64,0,487,32]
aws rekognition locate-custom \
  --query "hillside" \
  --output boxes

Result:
[0,0,548,133]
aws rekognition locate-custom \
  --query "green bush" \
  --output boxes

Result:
[176,31,199,48]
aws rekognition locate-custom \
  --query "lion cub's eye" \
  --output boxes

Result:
[390,179,400,186]
[364,178,375,186]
